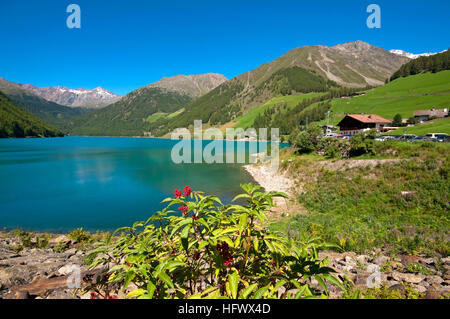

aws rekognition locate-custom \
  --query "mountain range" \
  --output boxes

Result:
[2,40,448,138]
[0,79,121,108]
[0,78,90,130]
[158,41,410,135]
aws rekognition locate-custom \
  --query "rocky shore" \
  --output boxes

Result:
[243,163,294,195]
[1,229,449,299]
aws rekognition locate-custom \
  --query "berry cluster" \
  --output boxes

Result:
[174,185,192,198]
[217,241,233,267]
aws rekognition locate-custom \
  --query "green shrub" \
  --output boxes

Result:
[349,130,377,157]
[68,228,91,243]
[82,184,344,299]
[12,229,50,250]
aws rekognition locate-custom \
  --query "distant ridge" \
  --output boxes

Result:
[1,79,121,109]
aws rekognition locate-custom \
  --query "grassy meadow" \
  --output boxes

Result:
[270,142,450,257]
[314,71,450,125]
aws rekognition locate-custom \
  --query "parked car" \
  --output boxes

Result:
[430,133,449,142]
[320,133,338,139]
[336,134,350,140]
[411,136,436,142]
[396,134,417,142]
[375,135,397,141]
[425,133,448,139]
[436,134,450,143]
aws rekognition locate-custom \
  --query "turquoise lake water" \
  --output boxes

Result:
[0,137,278,233]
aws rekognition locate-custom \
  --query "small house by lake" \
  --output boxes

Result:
[337,114,391,136]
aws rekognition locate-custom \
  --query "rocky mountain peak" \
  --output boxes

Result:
[147,73,228,98]
[0,78,121,109]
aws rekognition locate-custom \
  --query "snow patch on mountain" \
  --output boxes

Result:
[389,49,443,59]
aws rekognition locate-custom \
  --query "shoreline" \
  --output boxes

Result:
[242,162,294,196]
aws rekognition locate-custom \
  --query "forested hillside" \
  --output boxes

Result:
[390,49,449,81]
[70,87,192,136]
[0,78,89,131]
[0,91,63,138]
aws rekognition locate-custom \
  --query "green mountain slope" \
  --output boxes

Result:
[326,70,450,123]
[70,87,192,136]
[69,74,228,137]
[157,41,408,136]
[0,91,63,138]
[390,49,450,81]
[0,78,89,130]
[388,118,450,135]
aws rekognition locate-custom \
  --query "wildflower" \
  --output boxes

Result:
[183,186,192,197]
[192,215,198,220]
[178,205,189,215]
[174,189,182,198]
[90,292,97,299]
[108,295,118,299]
[126,262,131,267]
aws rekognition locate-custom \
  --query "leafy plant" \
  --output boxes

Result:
[68,228,91,243]
[12,229,50,250]
[82,183,344,299]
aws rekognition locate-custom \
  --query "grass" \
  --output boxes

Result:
[387,118,450,135]
[233,92,325,129]
[144,112,167,123]
[271,142,450,257]
[144,108,185,123]
[167,108,185,119]
[322,71,450,125]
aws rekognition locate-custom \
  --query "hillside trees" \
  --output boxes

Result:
[0,91,64,138]
[390,49,450,81]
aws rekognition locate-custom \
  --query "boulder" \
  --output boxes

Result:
[391,271,425,284]
[373,256,389,266]
[426,275,444,285]
[400,255,421,266]
[356,255,369,264]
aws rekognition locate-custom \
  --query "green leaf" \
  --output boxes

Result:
[122,272,135,292]
[253,237,259,252]
[322,274,345,291]
[314,275,328,295]
[147,281,156,299]
[253,285,269,299]
[181,224,191,251]
[238,213,248,234]
[158,271,174,289]
[228,271,239,299]
[217,236,234,248]
[232,194,251,202]
[126,288,146,299]
[239,284,257,299]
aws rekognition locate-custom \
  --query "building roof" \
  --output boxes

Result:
[414,108,448,117]
[341,114,391,124]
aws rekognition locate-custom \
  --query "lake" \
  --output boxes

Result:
[0,137,276,233]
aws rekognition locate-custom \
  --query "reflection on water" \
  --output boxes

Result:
[0,137,278,233]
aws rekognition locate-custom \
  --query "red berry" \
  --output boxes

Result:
[183,186,192,196]
[174,189,182,198]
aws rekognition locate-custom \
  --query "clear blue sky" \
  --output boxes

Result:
[0,0,449,96]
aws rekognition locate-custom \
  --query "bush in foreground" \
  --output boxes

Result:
[82,184,343,299]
